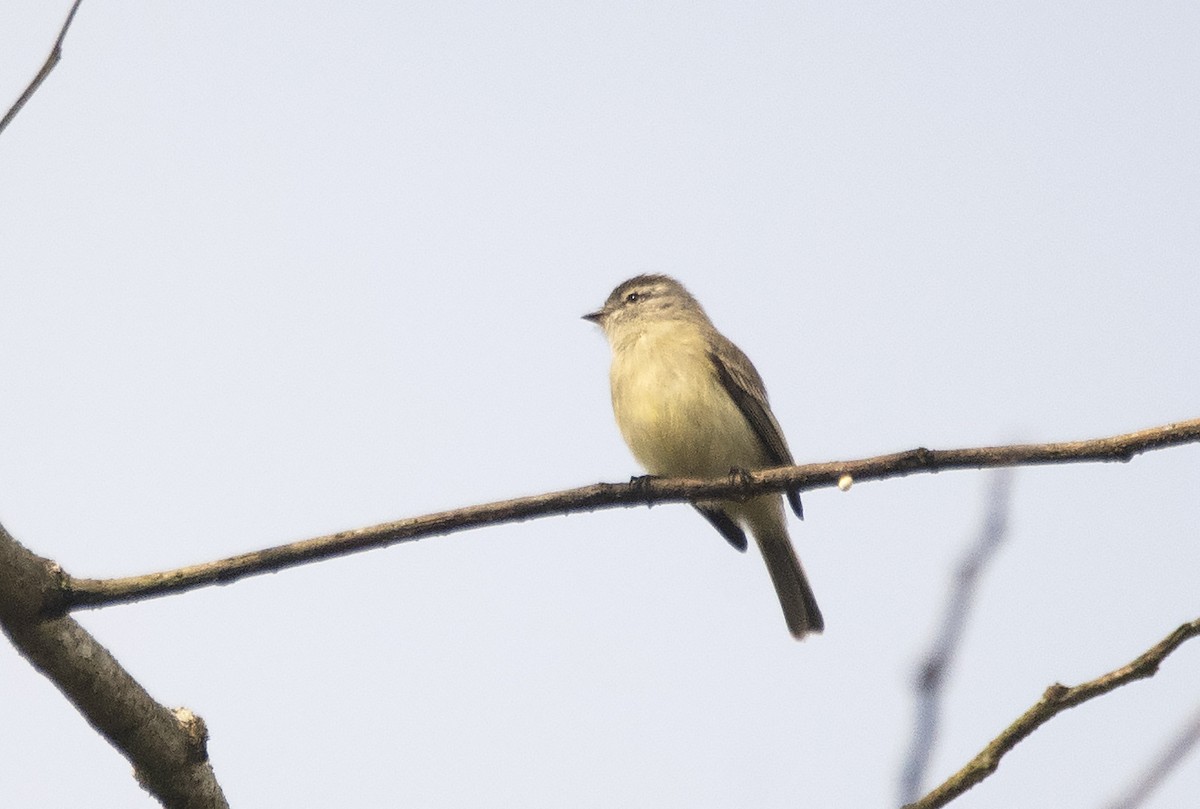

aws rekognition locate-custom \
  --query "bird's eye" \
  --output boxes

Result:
[625,291,642,304]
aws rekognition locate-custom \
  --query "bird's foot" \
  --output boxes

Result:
[629,473,660,505]
[726,467,755,500]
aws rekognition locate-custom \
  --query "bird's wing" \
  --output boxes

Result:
[708,340,804,520]
[693,503,749,551]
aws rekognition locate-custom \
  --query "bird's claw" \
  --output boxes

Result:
[629,473,660,505]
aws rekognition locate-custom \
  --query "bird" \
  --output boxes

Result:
[584,274,823,639]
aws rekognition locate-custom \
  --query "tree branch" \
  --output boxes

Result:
[899,470,1015,803]
[60,417,1200,610]
[0,522,228,808]
[1102,703,1200,809]
[0,6,231,803]
[903,617,1200,809]
[0,0,85,138]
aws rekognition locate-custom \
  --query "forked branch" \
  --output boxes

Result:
[903,618,1200,809]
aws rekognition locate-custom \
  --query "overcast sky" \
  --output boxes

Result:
[2,2,1198,807]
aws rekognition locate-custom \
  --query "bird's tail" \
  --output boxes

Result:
[747,498,824,639]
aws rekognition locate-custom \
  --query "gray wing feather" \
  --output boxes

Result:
[693,503,749,552]
[707,341,804,520]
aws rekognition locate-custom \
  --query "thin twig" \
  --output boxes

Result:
[903,618,1200,809]
[899,470,1015,803]
[1101,703,1200,809]
[59,417,1200,611]
[0,0,85,138]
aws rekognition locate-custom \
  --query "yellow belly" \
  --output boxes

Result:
[609,324,767,478]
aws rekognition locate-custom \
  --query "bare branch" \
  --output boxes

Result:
[903,618,1200,809]
[62,416,1200,610]
[899,470,1015,803]
[1101,703,1200,809]
[0,0,85,138]
[0,522,228,808]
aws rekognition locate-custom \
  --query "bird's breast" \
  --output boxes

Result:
[609,325,763,477]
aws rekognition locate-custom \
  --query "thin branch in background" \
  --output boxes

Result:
[60,416,1200,611]
[899,469,1015,804]
[903,617,1200,809]
[0,0,85,138]
[1102,704,1200,809]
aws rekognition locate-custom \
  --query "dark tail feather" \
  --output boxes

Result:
[755,526,824,639]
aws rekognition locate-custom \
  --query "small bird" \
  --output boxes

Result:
[585,274,823,639]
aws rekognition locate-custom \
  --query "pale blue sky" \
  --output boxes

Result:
[2,2,1198,807]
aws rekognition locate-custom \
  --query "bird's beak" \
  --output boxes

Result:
[582,309,605,324]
